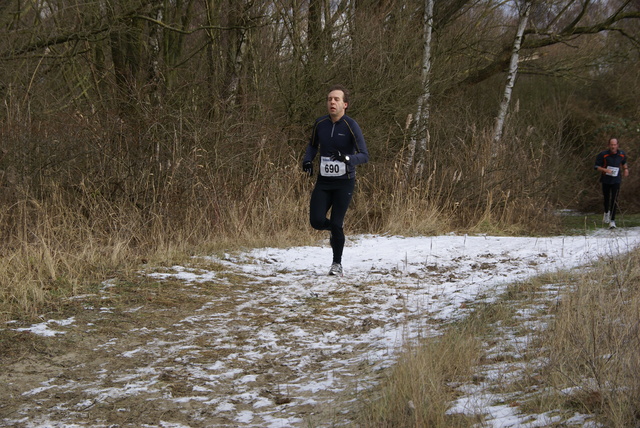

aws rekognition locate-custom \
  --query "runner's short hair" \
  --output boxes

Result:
[328,84,350,106]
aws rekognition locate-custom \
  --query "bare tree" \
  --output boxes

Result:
[492,0,532,146]
[406,0,435,177]
[455,0,640,89]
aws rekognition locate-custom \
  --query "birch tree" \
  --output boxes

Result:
[406,0,435,177]
[456,0,640,90]
[492,0,532,146]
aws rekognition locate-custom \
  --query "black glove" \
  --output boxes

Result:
[302,161,313,176]
[330,151,350,164]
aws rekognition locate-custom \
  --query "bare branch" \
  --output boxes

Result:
[561,0,591,33]
[130,13,271,35]
[454,7,640,90]
[1,12,271,61]
[2,27,110,59]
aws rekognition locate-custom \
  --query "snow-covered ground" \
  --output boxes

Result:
[5,228,640,427]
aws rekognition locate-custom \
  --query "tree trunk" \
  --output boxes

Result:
[304,0,325,98]
[161,0,195,92]
[220,0,248,106]
[406,0,435,178]
[492,0,531,146]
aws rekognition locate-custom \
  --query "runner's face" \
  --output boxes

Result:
[609,139,619,153]
[327,90,347,120]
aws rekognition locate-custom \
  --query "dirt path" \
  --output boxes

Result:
[1,257,429,427]
[3,232,637,427]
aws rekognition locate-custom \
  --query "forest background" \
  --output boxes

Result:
[1,0,639,319]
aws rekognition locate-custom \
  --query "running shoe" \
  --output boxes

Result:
[609,220,616,229]
[328,263,343,276]
[603,212,610,223]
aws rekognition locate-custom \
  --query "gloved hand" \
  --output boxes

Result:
[302,161,313,176]
[330,151,350,164]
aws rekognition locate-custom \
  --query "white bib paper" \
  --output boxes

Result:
[607,166,619,177]
[320,156,346,177]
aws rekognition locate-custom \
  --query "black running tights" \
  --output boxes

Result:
[309,178,355,264]
[602,182,621,221]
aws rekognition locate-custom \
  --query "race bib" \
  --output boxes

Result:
[607,166,619,177]
[320,156,346,177]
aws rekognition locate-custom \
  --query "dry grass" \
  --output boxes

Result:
[354,328,482,427]
[0,105,626,425]
[539,252,640,427]
[0,117,562,322]
[0,174,637,427]
[352,250,640,427]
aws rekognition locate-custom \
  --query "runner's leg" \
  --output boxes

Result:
[328,179,355,264]
[602,183,611,215]
[309,181,332,231]
[610,183,621,221]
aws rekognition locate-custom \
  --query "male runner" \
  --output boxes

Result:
[595,137,629,229]
[302,85,369,275]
